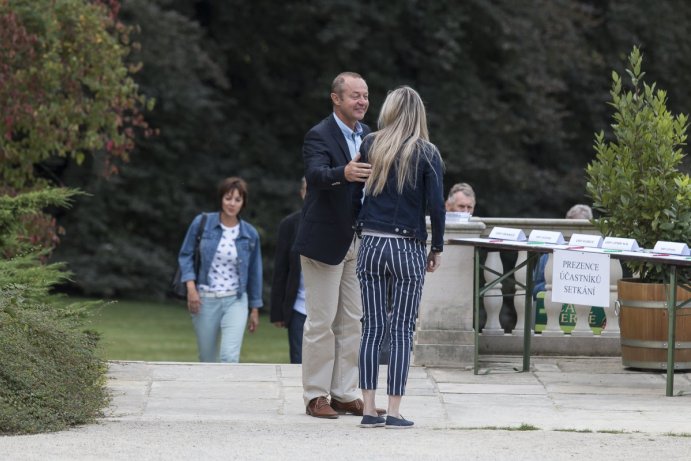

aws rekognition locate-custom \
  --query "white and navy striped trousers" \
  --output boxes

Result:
[356,234,426,396]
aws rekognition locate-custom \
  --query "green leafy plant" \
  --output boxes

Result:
[0,0,154,189]
[0,271,108,435]
[0,0,154,261]
[586,46,691,283]
[0,0,150,433]
[0,188,80,256]
[0,192,108,435]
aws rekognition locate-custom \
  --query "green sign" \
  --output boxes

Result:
[535,294,606,330]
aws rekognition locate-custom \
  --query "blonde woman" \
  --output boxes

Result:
[353,86,445,428]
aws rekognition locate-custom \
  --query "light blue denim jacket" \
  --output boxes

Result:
[178,212,263,309]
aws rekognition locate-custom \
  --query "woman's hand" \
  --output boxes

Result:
[426,251,441,272]
[248,308,260,333]
[186,281,201,313]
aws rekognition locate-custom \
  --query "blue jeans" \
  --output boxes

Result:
[191,293,248,363]
[357,235,426,396]
[288,311,306,364]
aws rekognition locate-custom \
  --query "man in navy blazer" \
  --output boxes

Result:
[294,72,383,419]
[270,178,307,364]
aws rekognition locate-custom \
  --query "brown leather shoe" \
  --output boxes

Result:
[306,396,339,419]
[330,398,386,417]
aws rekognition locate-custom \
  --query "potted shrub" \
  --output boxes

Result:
[586,46,691,370]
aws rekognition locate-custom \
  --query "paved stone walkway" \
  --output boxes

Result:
[3,357,691,460]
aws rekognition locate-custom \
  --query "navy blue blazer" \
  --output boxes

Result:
[293,114,371,265]
[270,210,302,324]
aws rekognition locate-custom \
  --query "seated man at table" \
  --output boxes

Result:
[533,204,593,297]
[446,182,476,215]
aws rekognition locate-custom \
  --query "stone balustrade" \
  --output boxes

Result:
[414,217,622,367]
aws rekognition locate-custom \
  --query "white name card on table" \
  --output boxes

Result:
[568,233,603,248]
[653,241,691,256]
[528,230,565,244]
[602,236,639,251]
[489,227,527,241]
[551,250,610,307]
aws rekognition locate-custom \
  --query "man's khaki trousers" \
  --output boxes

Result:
[301,241,362,407]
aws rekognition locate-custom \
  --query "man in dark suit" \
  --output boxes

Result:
[270,178,307,364]
[293,72,383,419]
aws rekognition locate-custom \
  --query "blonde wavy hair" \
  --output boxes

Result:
[365,86,439,196]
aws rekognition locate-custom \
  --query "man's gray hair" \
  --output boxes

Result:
[447,182,475,202]
[565,204,593,219]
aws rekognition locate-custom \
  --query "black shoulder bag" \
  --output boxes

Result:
[171,213,208,299]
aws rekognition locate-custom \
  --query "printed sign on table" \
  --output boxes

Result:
[551,250,610,307]
[653,241,690,256]
[602,237,639,251]
[489,227,527,241]
[528,230,565,244]
[568,233,603,248]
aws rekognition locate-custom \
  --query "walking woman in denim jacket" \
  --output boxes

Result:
[178,177,263,362]
[353,86,445,429]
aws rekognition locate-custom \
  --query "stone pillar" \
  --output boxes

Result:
[571,304,595,336]
[541,254,565,337]
[482,252,505,335]
[414,220,485,367]
[601,259,623,337]
[512,251,531,336]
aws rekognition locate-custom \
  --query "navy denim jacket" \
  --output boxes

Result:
[353,137,446,252]
[178,212,263,308]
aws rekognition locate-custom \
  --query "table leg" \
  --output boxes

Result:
[522,254,536,372]
[474,247,481,375]
[666,266,677,397]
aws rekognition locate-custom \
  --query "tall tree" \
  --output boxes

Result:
[50,0,691,298]
[52,0,234,297]
[0,0,152,189]
[0,0,148,433]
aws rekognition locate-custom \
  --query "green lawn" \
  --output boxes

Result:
[86,299,290,363]
[84,297,606,363]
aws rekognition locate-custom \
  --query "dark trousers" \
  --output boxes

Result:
[288,311,306,364]
[356,235,426,396]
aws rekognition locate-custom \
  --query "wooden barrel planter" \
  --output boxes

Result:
[618,278,691,370]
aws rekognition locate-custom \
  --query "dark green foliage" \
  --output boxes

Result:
[52,0,236,297]
[51,0,691,298]
[0,0,135,434]
[0,252,108,435]
[0,188,107,435]
[0,188,78,255]
[0,0,152,189]
[587,47,691,282]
